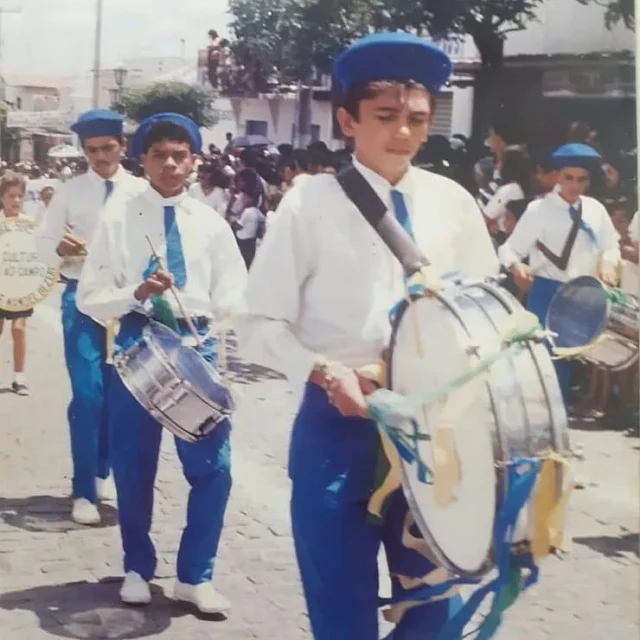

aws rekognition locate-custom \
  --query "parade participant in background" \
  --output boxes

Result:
[278,149,312,191]
[34,185,55,226]
[77,113,246,612]
[0,172,33,395]
[482,144,533,240]
[187,161,229,215]
[37,109,146,526]
[240,32,498,640]
[231,188,265,267]
[499,143,620,402]
[24,166,58,219]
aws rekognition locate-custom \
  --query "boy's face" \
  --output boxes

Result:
[142,139,194,197]
[83,135,123,179]
[337,84,431,180]
[557,167,590,202]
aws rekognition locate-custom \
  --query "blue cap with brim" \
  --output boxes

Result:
[333,31,453,96]
[71,109,124,140]
[552,143,602,170]
[129,112,202,158]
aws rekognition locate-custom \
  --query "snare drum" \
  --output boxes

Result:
[113,321,234,443]
[385,276,570,580]
[547,275,639,371]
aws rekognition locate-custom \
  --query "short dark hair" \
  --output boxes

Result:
[501,145,533,194]
[341,79,431,120]
[141,121,193,154]
[489,111,520,145]
[279,148,310,173]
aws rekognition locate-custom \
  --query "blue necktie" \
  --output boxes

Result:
[569,204,596,245]
[391,189,414,239]
[164,205,187,290]
[104,179,114,202]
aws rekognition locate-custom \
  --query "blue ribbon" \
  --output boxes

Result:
[569,205,597,245]
[435,457,541,640]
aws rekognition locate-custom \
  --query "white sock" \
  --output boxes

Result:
[13,372,26,384]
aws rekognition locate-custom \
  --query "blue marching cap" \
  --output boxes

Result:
[130,112,202,158]
[71,109,124,140]
[333,31,453,96]
[552,143,602,170]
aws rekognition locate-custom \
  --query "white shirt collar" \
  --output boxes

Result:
[351,156,414,202]
[548,188,581,210]
[142,184,189,208]
[87,164,127,187]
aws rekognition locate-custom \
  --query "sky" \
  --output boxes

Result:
[1,0,230,78]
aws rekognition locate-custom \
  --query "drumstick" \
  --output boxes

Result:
[145,235,201,347]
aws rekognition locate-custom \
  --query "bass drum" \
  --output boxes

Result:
[386,277,569,579]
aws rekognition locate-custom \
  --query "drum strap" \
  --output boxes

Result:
[535,204,583,271]
[335,165,430,276]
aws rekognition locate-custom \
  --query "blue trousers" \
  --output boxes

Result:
[527,276,574,402]
[289,383,463,640]
[109,314,232,584]
[61,281,110,503]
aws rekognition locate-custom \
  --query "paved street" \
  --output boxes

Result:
[0,284,638,639]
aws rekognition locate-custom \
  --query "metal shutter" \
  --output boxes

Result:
[432,92,453,137]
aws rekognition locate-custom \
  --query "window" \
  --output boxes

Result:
[16,97,22,110]
[245,120,268,137]
[310,124,321,142]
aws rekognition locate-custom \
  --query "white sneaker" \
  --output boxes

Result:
[174,581,231,615]
[120,571,152,605]
[96,475,116,501]
[71,498,101,526]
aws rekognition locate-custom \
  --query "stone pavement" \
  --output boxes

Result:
[0,286,638,639]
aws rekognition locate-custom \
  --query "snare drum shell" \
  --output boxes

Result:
[114,322,233,443]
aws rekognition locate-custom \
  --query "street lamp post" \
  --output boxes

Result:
[91,0,103,108]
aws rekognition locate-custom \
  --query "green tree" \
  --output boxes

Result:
[228,0,547,141]
[576,0,635,29]
[114,81,218,127]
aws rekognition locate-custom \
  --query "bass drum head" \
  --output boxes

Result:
[145,321,234,413]
[388,294,496,578]
[546,276,609,348]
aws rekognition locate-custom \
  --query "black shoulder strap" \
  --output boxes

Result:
[335,164,430,276]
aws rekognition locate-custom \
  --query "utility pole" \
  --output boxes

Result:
[91,0,103,108]
[0,5,21,162]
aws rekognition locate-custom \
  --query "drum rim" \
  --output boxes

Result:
[386,286,495,579]
[546,275,610,347]
[142,320,234,414]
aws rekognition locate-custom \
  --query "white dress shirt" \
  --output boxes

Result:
[37,165,146,280]
[498,190,620,282]
[188,183,228,216]
[484,181,524,232]
[235,206,264,240]
[239,157,499,405]
[76,185,247,325]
